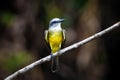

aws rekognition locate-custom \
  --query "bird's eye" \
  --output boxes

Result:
[53,21,57,23]
[50,21,57,26]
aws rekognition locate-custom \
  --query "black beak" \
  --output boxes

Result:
[59,19,64,22]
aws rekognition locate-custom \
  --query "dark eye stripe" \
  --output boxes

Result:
[49,21,58,26]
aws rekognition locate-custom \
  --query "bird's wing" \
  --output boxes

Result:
[62,29,66,42]
[45,30,48,43]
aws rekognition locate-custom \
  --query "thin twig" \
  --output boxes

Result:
[4,21,120,80]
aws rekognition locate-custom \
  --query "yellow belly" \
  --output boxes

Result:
[49,32,63,53]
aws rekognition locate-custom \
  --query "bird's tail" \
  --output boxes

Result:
[51,53,59,72]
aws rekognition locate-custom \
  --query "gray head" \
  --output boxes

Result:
[49,18,64,27]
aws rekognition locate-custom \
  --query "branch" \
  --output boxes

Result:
[4,21,120,80]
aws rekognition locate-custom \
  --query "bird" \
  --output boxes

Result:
[45,18,65,72]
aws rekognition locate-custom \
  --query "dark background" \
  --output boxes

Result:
[0,0,120,80]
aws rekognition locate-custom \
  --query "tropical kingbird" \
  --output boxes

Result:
[45,18,65,72]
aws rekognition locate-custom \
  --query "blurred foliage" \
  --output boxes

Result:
[45,4,63,23]
[0,12,15,26]
[2,51,32,71]
[0,0,119,80]
[74,0,88,10]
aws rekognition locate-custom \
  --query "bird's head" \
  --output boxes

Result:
[49,18,64,28]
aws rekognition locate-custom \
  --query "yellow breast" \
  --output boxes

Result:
[48,31,63,53]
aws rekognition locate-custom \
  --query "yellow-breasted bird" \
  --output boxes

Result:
[45,18,65,72]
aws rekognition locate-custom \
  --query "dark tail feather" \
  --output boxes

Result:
[51,55,59,72]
